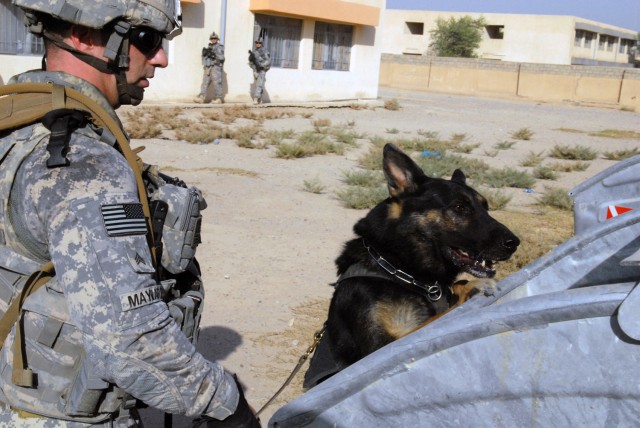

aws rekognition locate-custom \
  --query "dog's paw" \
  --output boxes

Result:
[452,278,498,302]
[469,278,498,297]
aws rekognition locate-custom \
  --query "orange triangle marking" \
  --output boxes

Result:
[607,205,633,220]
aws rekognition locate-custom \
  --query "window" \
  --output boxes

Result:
[254,14,302,69]
[312,21,353,71]
[584,31,594,48]
[0,0,44,55]
[598,35,606,51]
[486,25,504,40]
[574,30,584,47]
[405,22,424,35]
[606,36,616,52]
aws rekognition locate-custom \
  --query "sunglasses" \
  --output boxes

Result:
[130,27,164,58]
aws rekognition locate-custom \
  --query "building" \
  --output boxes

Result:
[0,0,384,102]
[382,9,638,67]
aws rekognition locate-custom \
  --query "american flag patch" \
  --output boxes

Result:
[101,203,148,236]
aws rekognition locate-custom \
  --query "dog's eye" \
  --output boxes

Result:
[453,202,470,214]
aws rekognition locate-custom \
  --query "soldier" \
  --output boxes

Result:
[0,0,258,427]
[194,32,225,104]
[248,38,271,104]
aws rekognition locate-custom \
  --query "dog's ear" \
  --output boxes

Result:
[451,169,466,185]
[383,143,428,197]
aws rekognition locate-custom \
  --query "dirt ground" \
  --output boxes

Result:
[134,87,639,426]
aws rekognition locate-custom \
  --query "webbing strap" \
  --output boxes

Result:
[0,261,54,387]
[0,82,156,264]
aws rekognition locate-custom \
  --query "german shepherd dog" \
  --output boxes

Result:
[304,143,519,387]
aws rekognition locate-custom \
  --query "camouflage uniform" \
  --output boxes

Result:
[0,70,238,426]
[196,37,225,103]
[249,42,271,103]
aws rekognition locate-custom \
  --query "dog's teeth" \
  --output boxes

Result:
[481,260,486,268]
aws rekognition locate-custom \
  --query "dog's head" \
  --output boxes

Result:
[358,143,519,280]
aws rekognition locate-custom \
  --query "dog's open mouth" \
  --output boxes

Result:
[448,248,497,278]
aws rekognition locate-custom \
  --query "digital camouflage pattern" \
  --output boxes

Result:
[249,44,271,102]
[0,70,238,425]
[198,42,225,101]
[12,0,182,36]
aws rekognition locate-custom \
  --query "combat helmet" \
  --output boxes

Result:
[12,0,183,105]
[210,32,219,39]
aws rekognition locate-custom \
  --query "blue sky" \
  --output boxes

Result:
[386,0,640,32]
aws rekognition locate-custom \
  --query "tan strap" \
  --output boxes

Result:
[0,82,157,264]
[0,262,54,387]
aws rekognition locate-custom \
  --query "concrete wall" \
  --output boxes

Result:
[380,54,640,110]
[381,10,637,67]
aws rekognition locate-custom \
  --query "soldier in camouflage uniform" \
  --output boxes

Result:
[0,0,258,426]
[194,32,225,104]
[248,38,271,104]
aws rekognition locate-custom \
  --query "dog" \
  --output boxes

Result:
[303,143,519,388]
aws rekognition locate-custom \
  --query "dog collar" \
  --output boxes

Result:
[362,240,443,302]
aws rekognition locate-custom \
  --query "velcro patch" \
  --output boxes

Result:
[101,203,147,236]
[120,285,163,312]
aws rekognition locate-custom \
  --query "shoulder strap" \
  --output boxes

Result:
[0,82,156,265]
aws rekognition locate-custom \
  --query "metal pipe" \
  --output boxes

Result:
[220,0,227,45]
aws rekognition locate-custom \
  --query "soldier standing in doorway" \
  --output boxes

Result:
[248,37,271,104]
[194,32,225,103]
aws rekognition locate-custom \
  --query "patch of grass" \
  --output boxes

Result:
[336,185,388,209]
[452,143,480,154]
[358,146,385,170]
[520,151,546,167]
[313,118,332,133]
[451,133,467,143]
[493,210,573,276]
[588,129,640,139]
[555,127,584,134]
[264,129,296,146]
[416,154,491,181]
[175,123,224,144]
[482,189,512,211]
[602,148,640,161]
[480,167,536,189]
[384,98,400,111]
[417,130,439,139]
[494,140,516,150]
[275,132,344,158]
[537,186,573,211]
[547,161,589,172]
[302,178,326,194]
[386,128,400,134]
[549,144,598,160]
[341,170,384,187]
[484,149,498,158]
[511,127,534,140]
[533,166,558,180]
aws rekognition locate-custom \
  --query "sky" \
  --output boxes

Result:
[386,0,640,32]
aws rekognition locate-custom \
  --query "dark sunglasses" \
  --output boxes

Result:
[130,27,164,58]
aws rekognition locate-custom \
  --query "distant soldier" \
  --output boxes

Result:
[195,32,225,103]
[248,38,271,104]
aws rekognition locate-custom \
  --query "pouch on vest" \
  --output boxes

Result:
[151,184,207,274]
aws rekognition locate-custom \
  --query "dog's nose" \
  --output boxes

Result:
[503,236,520,252]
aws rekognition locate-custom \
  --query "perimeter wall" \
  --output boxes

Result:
[380,54,640,110]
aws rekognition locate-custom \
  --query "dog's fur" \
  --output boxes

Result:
[324,143,520,369]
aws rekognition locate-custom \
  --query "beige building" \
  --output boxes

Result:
[382,9,638,67]
[0,0,384,102]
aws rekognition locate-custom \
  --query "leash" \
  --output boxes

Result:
[255,325,326,416]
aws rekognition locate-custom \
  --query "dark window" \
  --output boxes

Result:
[405,22,424,35]
[254,14,302,69]
[312,21,352,71]
[0,0,44,55]
[485,25,504,40]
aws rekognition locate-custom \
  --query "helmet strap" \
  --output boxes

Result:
[42,20,143,106]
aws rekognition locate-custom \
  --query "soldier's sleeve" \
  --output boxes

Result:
[22,134,239,419]
[216,45,225,62]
